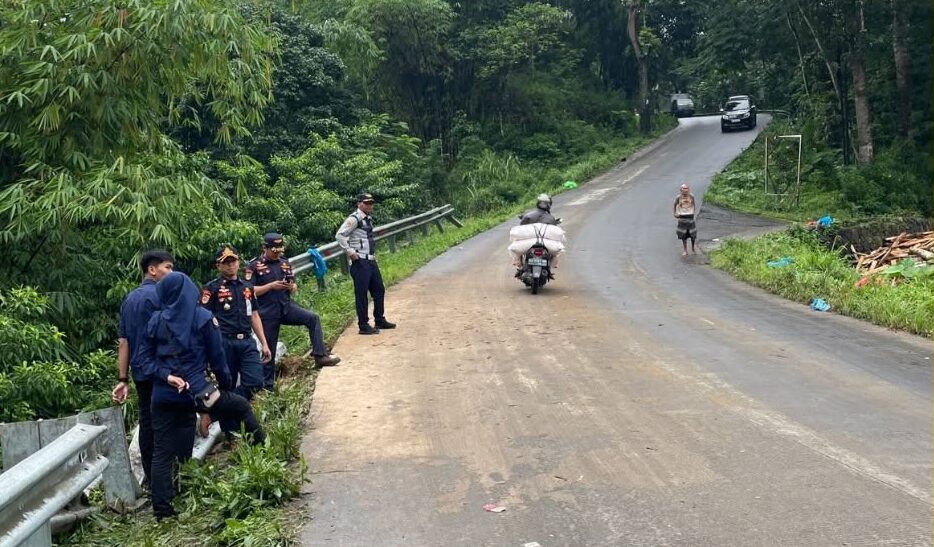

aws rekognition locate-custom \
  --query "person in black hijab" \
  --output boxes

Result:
[141,271,265,519]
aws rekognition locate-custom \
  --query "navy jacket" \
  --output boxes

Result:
[140,312,232,405]
[117,279,160,382]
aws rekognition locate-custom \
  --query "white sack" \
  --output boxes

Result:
[509,223,566,243]
[508,238,565,255]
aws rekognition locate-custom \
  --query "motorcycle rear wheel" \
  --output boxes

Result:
[531,276,540,294]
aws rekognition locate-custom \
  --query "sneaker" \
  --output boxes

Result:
[359,324,380,335]
[374,319,396,329]
[314,354,341,367]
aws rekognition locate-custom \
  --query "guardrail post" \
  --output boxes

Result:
[432,219,445,233]
[388,235,397,253]
[419,224,429,237]
[447,215,464,228]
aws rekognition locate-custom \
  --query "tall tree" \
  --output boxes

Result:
[890,0,912,138]
[627,0,651,133]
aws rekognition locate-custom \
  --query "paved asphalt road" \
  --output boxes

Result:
[299,116,932,546]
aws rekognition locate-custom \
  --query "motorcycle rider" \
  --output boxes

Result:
[514,193,561,278]
[520,193,559,225]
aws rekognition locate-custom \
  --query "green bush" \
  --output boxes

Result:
[0,287,115,422]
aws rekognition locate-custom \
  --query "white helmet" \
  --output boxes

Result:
[536,193,552,211]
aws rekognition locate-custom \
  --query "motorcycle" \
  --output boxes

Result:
[521,241,552,294]
[514,218,562,295]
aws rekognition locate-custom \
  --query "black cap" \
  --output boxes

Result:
[214,245,240,263]
[356,192,375,203]
[263,232,285,248]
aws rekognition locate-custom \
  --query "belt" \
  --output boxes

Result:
[355,252,376,260]
[224,332,251,340]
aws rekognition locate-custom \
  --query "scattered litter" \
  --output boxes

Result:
[767,257,794,268]
[712,238,720,242]
[524,543,543,547]
[563,180,578,189]
[810,298,831,312]
[817,215,833,228]
[483,504,506,513]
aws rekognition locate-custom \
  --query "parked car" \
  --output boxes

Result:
[669,93,695,117]
[720,95,757,131]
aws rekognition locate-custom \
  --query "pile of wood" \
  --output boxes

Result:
[853,231,934,274]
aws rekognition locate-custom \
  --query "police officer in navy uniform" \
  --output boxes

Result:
[247,233,340,389]
[199,245,272,435]
[335,192,396,335]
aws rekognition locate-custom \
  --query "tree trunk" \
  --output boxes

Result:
[796,1,841,103]
[891,0,912,138]
[847,1,874,164]
[627,1,651,134]
[785,10,811,99]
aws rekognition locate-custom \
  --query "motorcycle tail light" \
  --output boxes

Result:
[533,248,544,257]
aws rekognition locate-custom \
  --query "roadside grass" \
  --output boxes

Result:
[58,124,674,546]
[711,226,933,336]
[707,118,931,337]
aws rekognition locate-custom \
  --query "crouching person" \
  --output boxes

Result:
[142,271,266,519]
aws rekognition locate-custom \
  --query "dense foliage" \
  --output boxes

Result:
[0,0,928,420]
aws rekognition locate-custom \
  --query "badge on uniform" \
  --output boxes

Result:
[245,269,252,280]
[212,317,220,327]
[201,289,211,305]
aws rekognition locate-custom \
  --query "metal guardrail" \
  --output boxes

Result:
[289,204,461,287]
[0,424,108,547]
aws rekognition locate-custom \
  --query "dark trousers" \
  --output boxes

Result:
[133,379,154,486]
[218,337,264,433]
[350,259,385,327]
[205,391,266,444]
[261,303,326,389]
[222,337,264,400]
[150,400,195,518]
[150,391,265,517]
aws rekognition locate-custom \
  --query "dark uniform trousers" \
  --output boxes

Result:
[134,379,154,486]
[260,303,327,389]
[151,391,265,518]
[350,258,386,327]
[218,336,264,433]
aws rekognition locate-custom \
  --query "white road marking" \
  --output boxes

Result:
[568,165,649,206]
[632,344,932,506]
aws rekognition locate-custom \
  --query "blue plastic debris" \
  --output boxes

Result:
[767,257,795,268]
[307,248,328,279]
[817,215,833,228]
[810,298,831,312]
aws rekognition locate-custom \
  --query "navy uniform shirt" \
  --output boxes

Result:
[200,276,258,336]
[118,279,160,383]
[246,256,294,316]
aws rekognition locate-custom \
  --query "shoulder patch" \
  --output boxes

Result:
[200,288,212,305]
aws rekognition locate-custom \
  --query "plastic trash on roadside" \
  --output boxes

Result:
[767,257,794,268]
[817,215,833,228]
[810,298,831,312]
[564,180,578,189]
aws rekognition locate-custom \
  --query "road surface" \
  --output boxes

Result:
[298,116,932,546]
